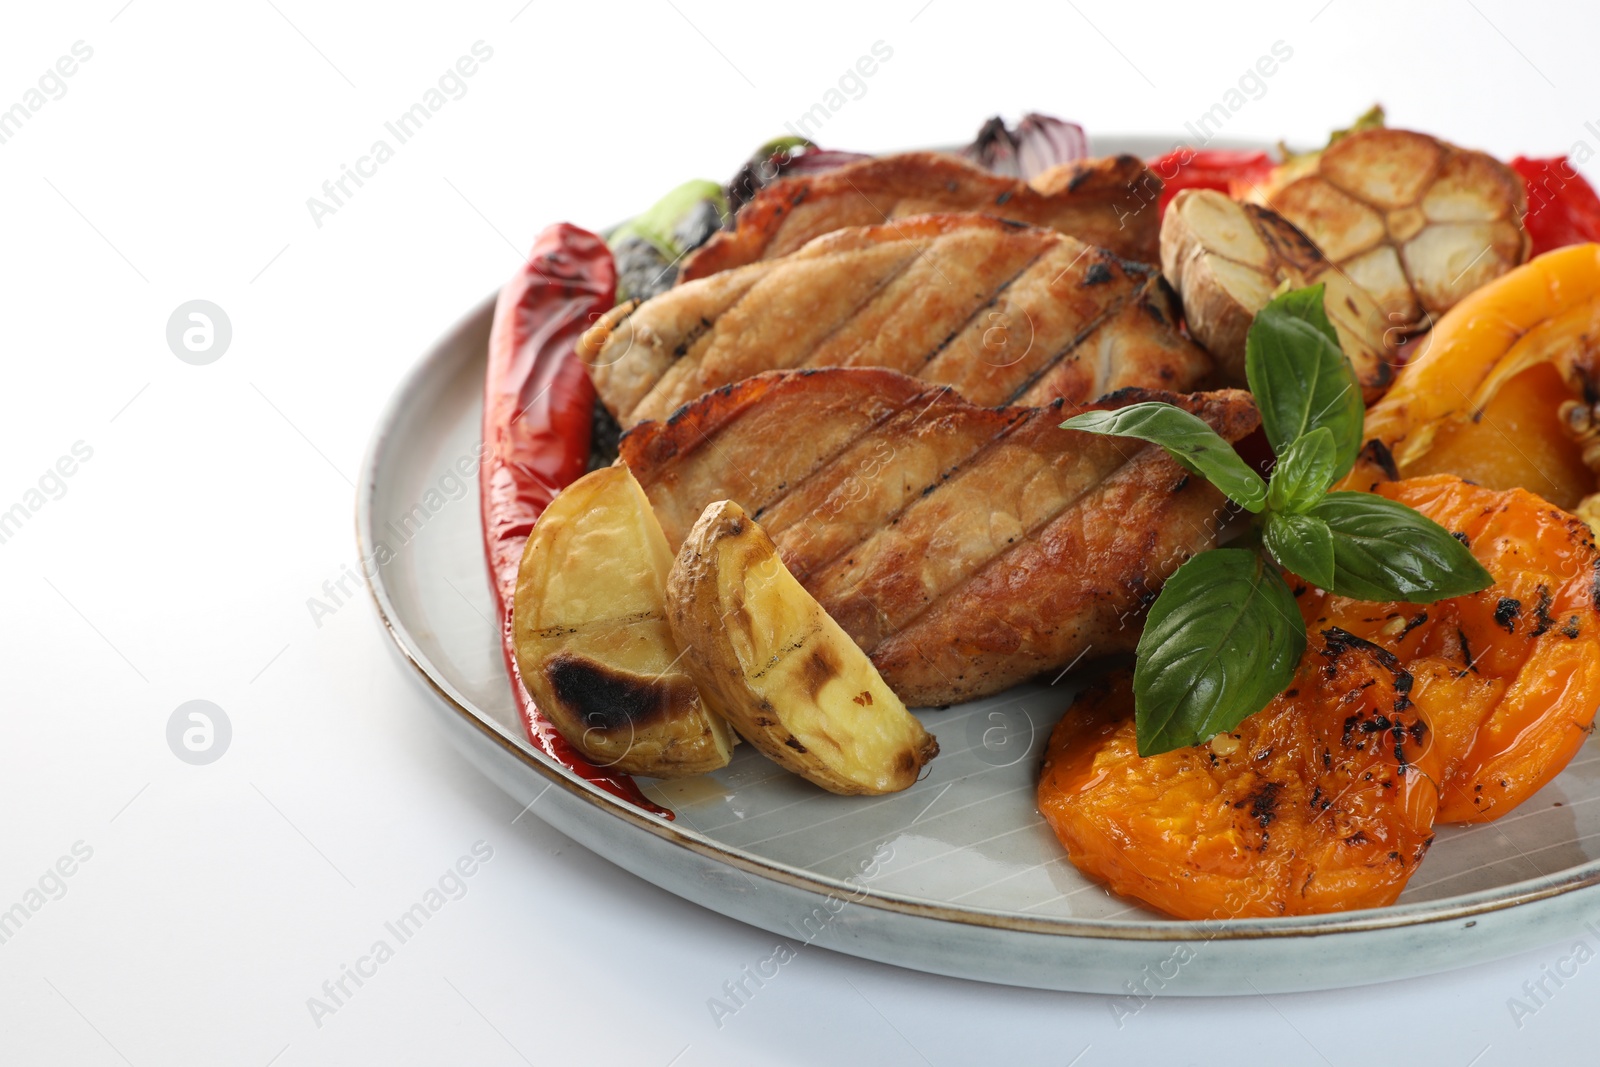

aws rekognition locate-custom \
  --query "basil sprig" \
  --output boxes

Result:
[1061,403,1267,513]
[1062,284,1493,756]
[1133,549,1306,757]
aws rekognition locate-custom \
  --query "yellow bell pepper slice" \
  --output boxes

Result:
[1352,243,1600,516]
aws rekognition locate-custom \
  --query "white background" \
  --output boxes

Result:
[2,1,1597,1063]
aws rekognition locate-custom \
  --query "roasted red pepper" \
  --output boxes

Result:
[1148,147,1276,215]
[481,222,667,816]
[1510,156,1600,256]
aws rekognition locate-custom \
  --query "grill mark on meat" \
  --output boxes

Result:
[928,444,1209,643]
[852,441,1198,651]
[670,314,715,360]
[999,286,1141,404]
[624,369,1257,703]
[677,381,929,527]
[590,215,1204,431]
[805,230,1057,374]
[865,439,1239,704]
[747,389,943,524]
[907,245,1056,370]
[768,244,924,368]
[631,223,1046,423]
[763,404,1038,582]
[804,397,1207,648]
[635,242,923,423]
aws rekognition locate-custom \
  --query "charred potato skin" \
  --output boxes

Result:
[513,466,735,778]
[666,500,939,796]
[526,644,722,777]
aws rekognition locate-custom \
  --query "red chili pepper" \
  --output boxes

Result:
[1148,147,1277,216]
[481,222,669,817]
[1510,156,1600,257]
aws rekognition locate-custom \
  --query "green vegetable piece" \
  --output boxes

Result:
[1267,426,1338,514]
[1263,511,1336,590]
[1308,492,1495,603]
[1134,549,1306,756]
[1062,403,1267,513]
[609,179,728,257]
[1245,284,1365,479]
[1061,283,1498,758]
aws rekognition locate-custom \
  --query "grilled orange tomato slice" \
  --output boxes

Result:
[1037,475,1600,919]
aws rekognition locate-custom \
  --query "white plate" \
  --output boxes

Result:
[358,138,1600,994]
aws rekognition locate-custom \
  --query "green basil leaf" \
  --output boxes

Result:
[1266,426,1339,514]
[1263,511,1336,590]
[1062,403,1267,513]
[1309,492,1495,602]
[1134,549,1306,756]
[1245,285,1364,478]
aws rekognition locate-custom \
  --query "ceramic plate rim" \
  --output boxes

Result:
[357,163,1600,947]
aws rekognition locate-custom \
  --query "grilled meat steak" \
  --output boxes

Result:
[620,367,1259,706]
[680,151,1160,281]
[581,214,1210,429]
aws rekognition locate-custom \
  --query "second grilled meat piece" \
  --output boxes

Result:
[581,213,1211,429]
[679,151,1161,281]
[621,367,1259,706]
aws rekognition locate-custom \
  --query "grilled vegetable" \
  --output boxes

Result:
[1370,477,1600,821]
[1063,286,1488,757]
[1040,656,1439,919]
[609,180,729,302]
[1352,244,1600,517]
[666,499,938,795]
[1038,475,1600,918]
[1147,147,1276,216]
[1271,103,1387,183]
[513,465,736,778]
[725,137,870,217]
[963,112,1088,179]
[482,222,664,812]
[1253,128,1529,331]
[1510,155,1600,257]
[1159,188,1394,393]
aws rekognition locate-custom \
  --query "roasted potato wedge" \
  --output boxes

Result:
[513,465,736,778]
[1255,128,1529,331]
[1160,187,1394,396]
[666,500,938,795]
